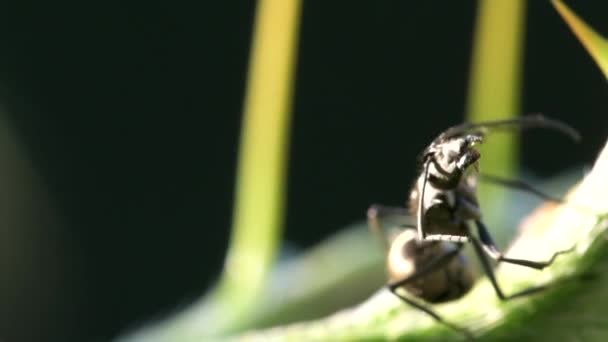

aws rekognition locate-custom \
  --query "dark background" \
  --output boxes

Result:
[0,1,606,341]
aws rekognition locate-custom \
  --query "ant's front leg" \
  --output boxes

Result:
[388,290,473,340]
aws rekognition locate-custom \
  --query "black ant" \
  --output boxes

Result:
[368,115,580,337]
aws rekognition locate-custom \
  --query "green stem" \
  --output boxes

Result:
[466,0,526,245]
[117,1,302,341]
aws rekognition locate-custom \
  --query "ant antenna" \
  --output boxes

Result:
[436,114,581,143]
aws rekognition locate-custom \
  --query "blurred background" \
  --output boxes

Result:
[0,1,606,341]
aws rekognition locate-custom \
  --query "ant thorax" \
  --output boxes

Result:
[408,135,483,237]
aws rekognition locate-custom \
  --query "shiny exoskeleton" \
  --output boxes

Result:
[368,207,475,336]
[368,115,580,337]
[387,229,473,303]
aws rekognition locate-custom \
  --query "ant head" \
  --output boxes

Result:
[419,115,579,188]
[425,132,483,179]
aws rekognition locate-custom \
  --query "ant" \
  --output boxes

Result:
[368,115,580,337]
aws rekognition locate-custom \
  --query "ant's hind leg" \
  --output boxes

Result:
[387,245,463,290]
[474,220,574,270]
[387,288,473,339]
[386,246,471,339]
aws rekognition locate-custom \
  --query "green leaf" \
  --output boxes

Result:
[553,0,608,79]
[230,140,608,341]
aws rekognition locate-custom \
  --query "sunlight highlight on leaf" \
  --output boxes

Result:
[552,0,608,79]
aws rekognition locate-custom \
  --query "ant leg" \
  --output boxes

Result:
[479,173,564,203]
[387,244,464,289]
[386,244,471,338]
[469,235,552,300]
[474,220,574,270]
[388,289,473,339]
[367,204,412,252]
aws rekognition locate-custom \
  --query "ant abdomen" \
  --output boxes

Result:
[387,229,474,303]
